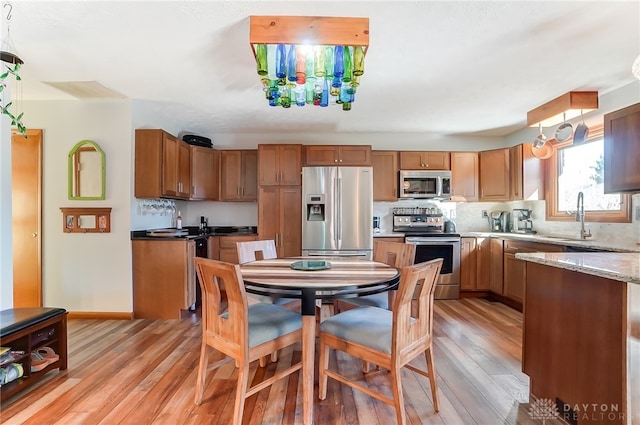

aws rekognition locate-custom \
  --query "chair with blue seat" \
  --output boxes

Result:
[318,258,443,425]
[236,239,300,309]
[193,257,302,425]
[337,240,416,311]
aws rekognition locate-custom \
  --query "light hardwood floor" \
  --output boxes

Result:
[1,298,563,424]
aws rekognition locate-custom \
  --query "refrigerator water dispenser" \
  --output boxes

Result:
[306,194,325,221]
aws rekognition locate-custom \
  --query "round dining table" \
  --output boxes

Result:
[239,257,400,425]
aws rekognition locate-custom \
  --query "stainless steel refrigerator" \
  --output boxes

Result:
[302,166,373,259]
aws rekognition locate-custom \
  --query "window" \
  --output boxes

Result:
[545,125,631,222]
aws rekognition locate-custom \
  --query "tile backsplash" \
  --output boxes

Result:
[374,194,640,244]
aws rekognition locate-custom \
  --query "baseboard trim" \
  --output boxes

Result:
[67,311,133,320]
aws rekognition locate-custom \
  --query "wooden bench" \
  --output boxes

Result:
[0,307,68,402]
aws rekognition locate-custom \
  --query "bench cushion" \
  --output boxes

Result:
[0,307,67,338]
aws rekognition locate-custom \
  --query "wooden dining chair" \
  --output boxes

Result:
[318,258,443,425]
[337,240,416,311]
[193,258,302,425]
[236,239,299,308]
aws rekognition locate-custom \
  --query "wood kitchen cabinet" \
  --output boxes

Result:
[258,186,302,258]
[604,102,640,193]
[502,239,565,308]
[399,151,450,170]
[460,236,491,291]
[509,143,544,201]
[460,237,478,291]
[451,152,479,201]
[479,148,510,201]
[190,145,219,201]
[479,145,543,202]
[213,235,258,264]
[488,238,504,295]
[132,239,196,319]
[258,144,302,186]
[135,129,191,199]
[220,150,258,201]
[372,151,398,201]
[303,145,372,166]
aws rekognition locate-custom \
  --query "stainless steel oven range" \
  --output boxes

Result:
[393,207,460,299]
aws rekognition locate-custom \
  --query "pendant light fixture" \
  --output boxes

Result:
[249,16,369,111]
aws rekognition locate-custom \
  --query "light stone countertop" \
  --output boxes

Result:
[373,233,406,238]
[460,231,640,253]
[515,252,640,284]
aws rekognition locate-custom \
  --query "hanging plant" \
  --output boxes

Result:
[0,61,26,136]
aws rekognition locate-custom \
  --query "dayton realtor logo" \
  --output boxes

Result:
[528,398,559,424]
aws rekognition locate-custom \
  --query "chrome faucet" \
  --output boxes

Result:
[576,191,592,240]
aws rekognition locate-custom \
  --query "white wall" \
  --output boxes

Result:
[9,100,133,313]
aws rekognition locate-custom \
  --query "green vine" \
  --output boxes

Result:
[0,62,26,136]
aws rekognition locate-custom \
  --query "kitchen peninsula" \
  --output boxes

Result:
[515,252,639,425]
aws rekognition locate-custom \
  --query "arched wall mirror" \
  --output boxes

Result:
[68,140,106,200]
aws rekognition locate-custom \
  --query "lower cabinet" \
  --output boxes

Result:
[460,236,491,291]
[132,239,196,319]
[373,236,405,258]
[258,186,301,258]
[501,239,565,307]
[209,235,258,264]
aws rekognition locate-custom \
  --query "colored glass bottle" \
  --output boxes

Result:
[324,46,335,79]
[314,46,325,77]
[320,77,329,107]
[296,47,306,84]
[275,44,286,79]
[256,44,268,76]
[333,45,344,79]
[342,46,352,83]
[353,46,365,76]
[287,44,297,83]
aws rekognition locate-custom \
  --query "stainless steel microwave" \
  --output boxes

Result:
[399,170,452,199]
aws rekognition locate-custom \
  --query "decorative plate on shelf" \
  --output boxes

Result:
[290,260,332,271]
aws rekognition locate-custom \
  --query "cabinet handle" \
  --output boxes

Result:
[280,171,284,182]
[334,159,338,163]
[275,233,279,246]
[339,159,343,163]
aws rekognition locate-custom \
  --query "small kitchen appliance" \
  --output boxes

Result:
[392,207,460,300]
[488,210,509,232]
[511,208,535,233]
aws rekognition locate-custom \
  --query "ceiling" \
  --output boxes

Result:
[4,1,640,139]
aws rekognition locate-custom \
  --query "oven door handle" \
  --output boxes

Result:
[405,237,460,244]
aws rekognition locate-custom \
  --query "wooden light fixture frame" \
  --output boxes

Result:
[249,16,370,59]
[527,91,599,127]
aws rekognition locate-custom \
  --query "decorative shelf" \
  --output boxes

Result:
[60,207,111,233]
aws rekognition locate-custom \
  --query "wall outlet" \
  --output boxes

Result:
[482,210,488,218]
[450,209,456,219]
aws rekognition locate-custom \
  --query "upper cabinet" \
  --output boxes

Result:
[450,152,479,202]
[479,148,510,201]
[220,150,258,201]
[190,145,219,201]
[479,144,543,202]
[372,151,398,201]
[509,143,544,201]
[258,144,302,186]
[304,145,372,166]
[399,151,450,170]
[135,129,191,199]
[604,102,640,193]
